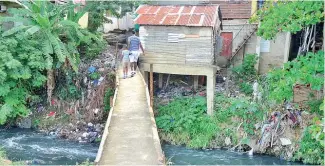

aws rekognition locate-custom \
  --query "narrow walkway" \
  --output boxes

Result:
[98,70,159,165]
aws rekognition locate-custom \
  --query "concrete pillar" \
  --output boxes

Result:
[283,32,291,64]
[144,71,148,85]
[193,75,199,91]
[158,73,163,88]
[206,73,216,116]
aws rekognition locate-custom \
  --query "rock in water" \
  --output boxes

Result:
[225,137,231,146]
[82,132,89,138]
[248,148,254,156]
[280,138,292,146]
[18,118,32,129]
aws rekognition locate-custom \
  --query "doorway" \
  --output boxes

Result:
[220,32,233,59]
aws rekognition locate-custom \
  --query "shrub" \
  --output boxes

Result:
[0,32,48,124]
[55,70,81,101]
[156,97,218,148]
[265,51,324,103]
[156,94,265,148]
[294,117,324,165]
[214,93,265,135]
[239,82,253,95]
[232,54,258,95]
[104,88,114,112]
[232,54,258,81]
[79,33,107,60]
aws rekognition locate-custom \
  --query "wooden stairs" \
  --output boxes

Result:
[229,24,258,62]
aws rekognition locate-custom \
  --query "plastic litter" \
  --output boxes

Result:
[88,66,96,73]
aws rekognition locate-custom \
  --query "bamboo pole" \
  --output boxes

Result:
[312,25,316,53]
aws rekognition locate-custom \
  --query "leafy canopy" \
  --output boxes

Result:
[0,1,107,124]
[0,31,48,124]
[251,1,324,40]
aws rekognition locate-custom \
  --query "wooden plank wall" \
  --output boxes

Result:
[139,26,214,65]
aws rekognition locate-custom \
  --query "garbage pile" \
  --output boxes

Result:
[253,102,310,159]
[155,74,239,102]
[33,44,118,142]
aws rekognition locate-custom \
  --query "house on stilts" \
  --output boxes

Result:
[134,5,223,115]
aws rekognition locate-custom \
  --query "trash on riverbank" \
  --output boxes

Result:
[26,44,117,142]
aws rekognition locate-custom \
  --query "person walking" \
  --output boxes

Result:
[128,30,144,76]
[120,45,131,79]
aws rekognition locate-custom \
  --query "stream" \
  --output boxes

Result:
[1,129,303,165]
[0,128,98,165]
[162,144,303,165]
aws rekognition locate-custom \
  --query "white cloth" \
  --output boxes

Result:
[130,50,140,62]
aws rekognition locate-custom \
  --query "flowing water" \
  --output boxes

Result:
[0,128,98,165]
[1,129,303,165]
[162,144,304,165]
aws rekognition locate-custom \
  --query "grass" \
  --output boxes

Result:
[155,94,266,149]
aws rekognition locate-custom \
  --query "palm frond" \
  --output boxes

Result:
[66,53,78,72]
[25,25,40,36]
[47,32,65,62]
[35,14,51,28]
[2,25,30,37]
[0,16,32,25]
[7,8,32,17]
[42,38,54,55]
[58,20,80,28]
[45,54,53,70]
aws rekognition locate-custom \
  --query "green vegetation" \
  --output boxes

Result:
[0,31,45,124]
[104,88,115,112]
[87,1,144,32]
[156,94,265,148]
[0,149,24,165]
[0,1,123,125]
[76,159,93,166]
[294,117,324,165]
[89,72,101,80]
[264,51,324,103]
[79,35,107,60]
[156,97,218,148]
[156,50,324,164]
[251,1,324,40]
[232,54,258,95]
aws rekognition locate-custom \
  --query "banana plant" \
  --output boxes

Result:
[0,1,84,103]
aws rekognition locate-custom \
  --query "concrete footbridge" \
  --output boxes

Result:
[94,69,164,165]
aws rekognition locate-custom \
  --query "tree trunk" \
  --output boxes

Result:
[47,69,55,105]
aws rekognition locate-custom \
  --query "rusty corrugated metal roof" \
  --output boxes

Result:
[201,1,252,19]
[134,5,220,27]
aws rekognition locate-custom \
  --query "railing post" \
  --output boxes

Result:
[150,64,154,107]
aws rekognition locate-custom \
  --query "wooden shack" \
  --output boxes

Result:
[134,5,222,115]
